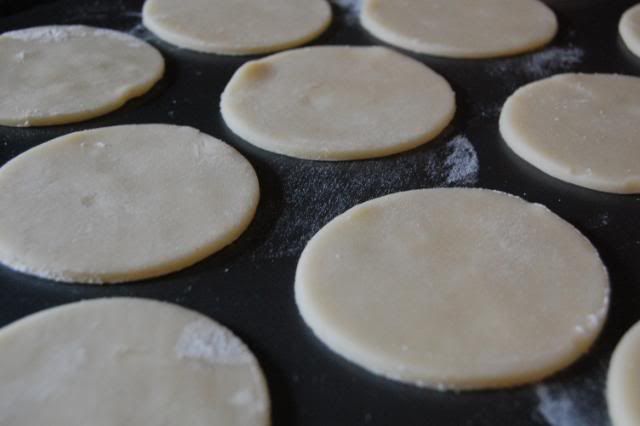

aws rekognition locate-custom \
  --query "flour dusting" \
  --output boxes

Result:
[176,320,252,365]
[5,25,144,47]
[535,383,609,426]
[488,46,584,80]
[331,0,362,22]
[253,134,479,259]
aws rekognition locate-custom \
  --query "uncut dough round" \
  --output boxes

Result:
[360,0,558,59]
[221,46,455,160]
[295,189,609,390]
[142,0,331,55]
[608,319,640,426]
[0,26,164,127]
[0,298,269,426]
[0,124,259,283]
[500,73,640,194]
[621,4,640,58]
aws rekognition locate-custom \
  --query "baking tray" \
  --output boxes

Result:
[1,0,639,424]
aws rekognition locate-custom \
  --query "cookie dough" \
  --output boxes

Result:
[0,298,269,426]
[608,319,640,426]
[360,0,558,58]
[142,0,331,55]
[0,25,164,127]
[620,3,640,57]
[0,124,259,283]
[295,189,609,390]
[221,46,455,160]
[500,73,640,194]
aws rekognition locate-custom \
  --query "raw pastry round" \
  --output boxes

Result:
[0,298,270,426]
[0,124,259,284]
[295,189,609,390]
[221,46,455,160]
[142,0,331,55]
[360,0,558,59]
[608,319,640,426]
[500,73,640,194]
[0,25,164,127]
[620,3,640,58]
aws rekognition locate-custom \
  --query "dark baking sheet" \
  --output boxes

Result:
[1,0,639,424]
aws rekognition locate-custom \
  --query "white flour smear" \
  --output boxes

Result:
[535,384,610,426]
[331,0,362,23]
[489,46,585,80]
[254,135,479,259]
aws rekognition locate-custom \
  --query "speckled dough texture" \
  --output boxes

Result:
[0,25,164,127]
[360,0,558,58]
[142,0,331,55]
[500,73,640,194]
[0,298,270,426]
[296,189,609,390]
[221,46,455,160]
[608,319,640,426]
[620,3,640,57]
[0,124,259,283]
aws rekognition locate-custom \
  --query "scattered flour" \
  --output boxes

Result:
[331,0,362,23]
[254,135,479,259]
[535,384,610,426]
[175,320,252,365]
[4,25,145,48]
[488,46,585,80]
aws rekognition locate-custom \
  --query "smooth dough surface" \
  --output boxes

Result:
[221,46,455,160]
[295,189,609,390]
[0,124,259,283]
[142,0,331,55]
[0,25,164,127]
[620,3,640,58]
[360,0,557,59]
[608,319,640,426]
[500,73,640,194]
[0,298,269,426]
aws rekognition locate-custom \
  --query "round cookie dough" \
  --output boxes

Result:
[500,73,640,194]
[608,319,640,426]
[221,46,455,160]
[295,189,609,390]
[0,298,270,426]
[360,0,558,59]
[142,0,331,55]
[0,124,259,284]
[0,25,164,127]
[620,3,640,58]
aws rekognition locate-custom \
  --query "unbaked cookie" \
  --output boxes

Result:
[142,0,331,55]
[500,73,640,194]
[296,188,609,390]
[360,0,558,58]
[608,319,640,426]
[0,124,259,283]
[0,298,269,426]
[221,46,455,160]
[620,3,640,57]
[0,25,164,127]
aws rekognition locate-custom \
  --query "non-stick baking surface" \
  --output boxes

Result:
[1,1,639,424]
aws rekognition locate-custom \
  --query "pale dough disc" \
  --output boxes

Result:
[360,0,558,59]
[608,319,640,426]
[221,46,455,160]
[142,0,331,55]
[620,3,640,58]
[0,26,164,127]
[295,189,609,390]
[500,73,640,194]
[0,124,259,284]
[0,298,270,426]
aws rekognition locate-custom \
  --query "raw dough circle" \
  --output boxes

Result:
[0,25,164,127]
[360,0,558,59]
[0,124,259,284]
[620,3,640,58]
[221,46,455,160]
[608,319,640,426]
[500,73,640,194]
[295,189,609,390]
[142,0,332,55]
[0,298,270,425]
